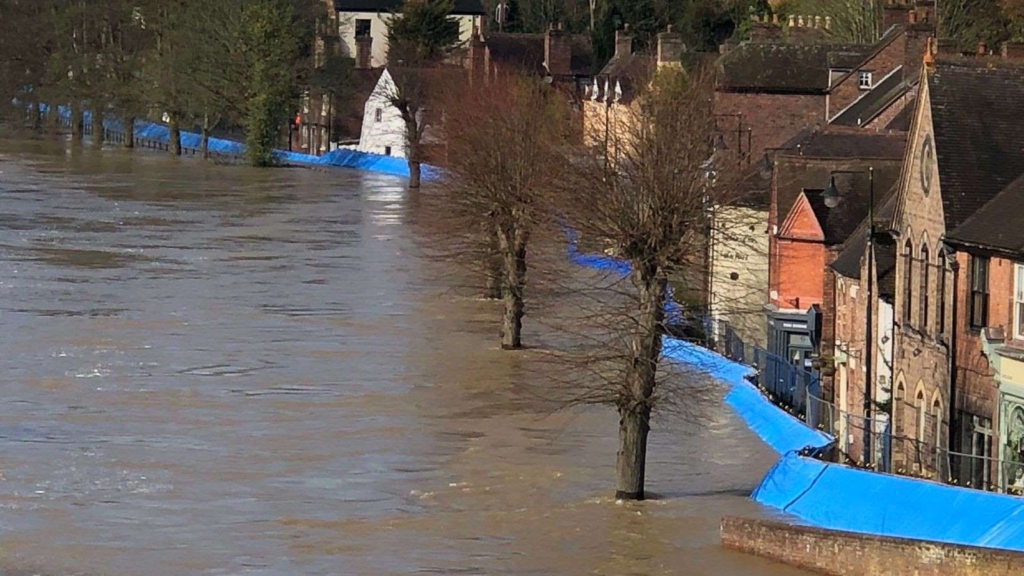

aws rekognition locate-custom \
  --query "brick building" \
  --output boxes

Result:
[765,129,905,396]
[883,55,1024,478]
[714,2,932,171]
[946,176,1024,493]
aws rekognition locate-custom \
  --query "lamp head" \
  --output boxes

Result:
[823,175,841,208]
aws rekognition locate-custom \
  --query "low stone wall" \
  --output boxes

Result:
[721,516,1024,576]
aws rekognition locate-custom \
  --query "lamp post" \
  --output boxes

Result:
[823,167,875,467]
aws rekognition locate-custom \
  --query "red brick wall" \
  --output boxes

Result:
[714,92,826,167]
[829,35,908,120]
[953,252,1011,457]
[774,240,826,310]
[721,516,1024,576]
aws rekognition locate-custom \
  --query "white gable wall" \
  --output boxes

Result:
[358,70,409,158]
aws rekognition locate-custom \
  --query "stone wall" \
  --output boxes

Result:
[721,516,1024,576]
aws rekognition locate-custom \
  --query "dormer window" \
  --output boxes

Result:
[614,80,623,103]
[591,79,599,101]
[858,71,873,89]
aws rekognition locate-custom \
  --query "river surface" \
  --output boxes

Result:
[0,136,808,576]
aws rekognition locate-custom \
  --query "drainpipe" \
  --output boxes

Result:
[947,258,960,458]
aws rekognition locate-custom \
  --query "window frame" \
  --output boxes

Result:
[858,71,873,89]
[355,18,371,38]
[969,255,990,330]
[903,240,914,325]
[374,108,383,123]
[921,244,930,330]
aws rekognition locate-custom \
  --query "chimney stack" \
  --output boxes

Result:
[1003,42,1024,60]
[615,25,633,58]
[545,22,572,77]
[883,0,910,31]
[468,28,486,85]
[657,25,685,67]
[749,14,783,43]
[355,35,373,69]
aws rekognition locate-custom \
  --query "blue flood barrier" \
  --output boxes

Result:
[754,452,1024,552]
[40,104,440,180]
[661,338,833,455]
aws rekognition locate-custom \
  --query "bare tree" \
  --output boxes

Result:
[555,66,738,500]
[436,73,567,349]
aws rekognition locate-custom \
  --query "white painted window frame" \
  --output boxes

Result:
[1015,263,1024,340]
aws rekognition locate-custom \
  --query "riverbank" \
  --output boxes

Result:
[33,104,440,180]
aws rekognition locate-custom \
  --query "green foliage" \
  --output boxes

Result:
[387,0,462,63]
[236,0,302,166]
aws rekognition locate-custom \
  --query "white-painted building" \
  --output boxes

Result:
[334,0,485,69]
[357,69,409,157]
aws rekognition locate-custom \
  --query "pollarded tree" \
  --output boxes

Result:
[558,66,735,500]
[385,0,462,188]
[438,73,567,349]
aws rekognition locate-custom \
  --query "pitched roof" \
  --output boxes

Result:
[773,129,906,226]
[829,190,899,294]
[484,33,594,77]
[830,67,916,127]
[884,98,914,130]
[929,60,1024,229]
[946,173,1024,256]
[717,42,872,94]
[802,172,893,246]
[334,0,485,15]
[336,68,386,142]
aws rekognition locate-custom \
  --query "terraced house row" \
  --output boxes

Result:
[705,2,1024,495]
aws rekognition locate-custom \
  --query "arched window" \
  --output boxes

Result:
[916,389,926,443]
[921,244,930,330]
[894,381,906,437]
[932,397,943,448]
[903,239,914,324]
[938,255,946,335]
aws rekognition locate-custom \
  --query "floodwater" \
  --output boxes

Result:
[0,136,809,576]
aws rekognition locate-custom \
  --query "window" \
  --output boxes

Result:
[894,382,906,437]
[374,108,382,123]
[938,262,946,335]
[384,146,392,156]
[969,255,990,329]
[916,390,926,443]
[921,245,930,330]
[932,398,942,448]
[1015,264,1024,340]
[903,240,914,324]
[859,71,873,89]
[355,19,371,38]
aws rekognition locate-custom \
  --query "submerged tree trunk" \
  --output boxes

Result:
[70,104,84,141]
[483,221,502,299]
[616,267,667,500]
[29,101,42,130]
[201,113,211,159]
[168,114,182,156]
[91,106,104,146]
[122,113,135,148]
[409,160,422,188]
[498,224,528,350]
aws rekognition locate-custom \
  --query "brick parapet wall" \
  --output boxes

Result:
[721,516,1024,576]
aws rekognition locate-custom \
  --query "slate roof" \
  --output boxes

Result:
[929,60,1024,230]
[484,33,594,77]
[829,189,899,301]
[773,129,906,227]
[946,173,1024,256]
[717,42,872,94]
[334,0,485,14]
[884,99,914,131]
[831,67,916,127]
[803,171,893,246]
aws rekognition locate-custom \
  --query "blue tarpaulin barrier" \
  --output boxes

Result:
[42,104,439,180]
[754,452,1024,551]
[661,338,833,455]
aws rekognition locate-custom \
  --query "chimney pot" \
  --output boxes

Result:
[977,41,987,55]
[815,15,822,29]
[825,16,831,30]
[798,15,805,27]
[788,14,796,27]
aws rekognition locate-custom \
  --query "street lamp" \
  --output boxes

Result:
[824,167,875,467]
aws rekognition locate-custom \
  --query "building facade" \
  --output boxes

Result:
[334,0,485,69]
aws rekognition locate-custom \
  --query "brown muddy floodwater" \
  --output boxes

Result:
[0,136,808,576]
